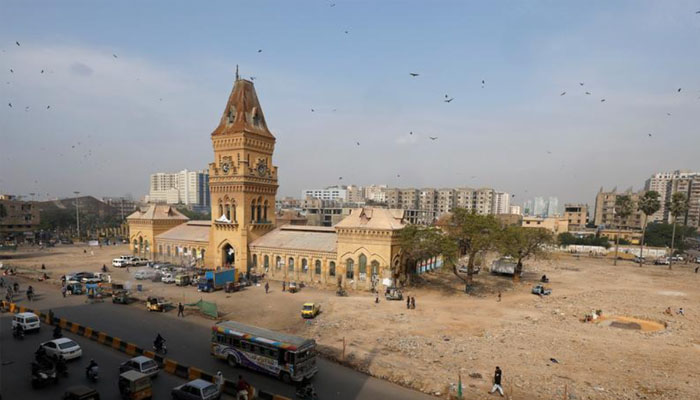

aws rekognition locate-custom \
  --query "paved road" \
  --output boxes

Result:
[0,312,194,399]
[1,279,436,400]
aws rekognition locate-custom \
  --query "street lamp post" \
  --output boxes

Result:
[74,191,81,240]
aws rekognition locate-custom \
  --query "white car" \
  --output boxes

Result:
[131,257,149,266]
[112,255,136,267]
[40,338,82,360]
[161,273,176,284]
[134,270,156,280]
[12,312,41,332]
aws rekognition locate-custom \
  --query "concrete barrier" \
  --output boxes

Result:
[1,301,290,399]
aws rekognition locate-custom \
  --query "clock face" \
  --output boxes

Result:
[221,162,230,173]
[257,161,267,176]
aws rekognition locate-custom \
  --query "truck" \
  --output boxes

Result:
[197,269,235,292]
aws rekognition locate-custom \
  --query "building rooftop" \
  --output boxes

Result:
[334,207,405,230]
[250,225,337,253]
[127,204,189,221]
[155,220,210,243]
[211,78,273,138]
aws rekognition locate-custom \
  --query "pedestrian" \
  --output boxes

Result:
[265,282,269,294]
[695,266,699,273]
[41,264,46,270]
[678,307,685,316]
[236,374,249,400]
[61,285,67,298]
[83,249,86,254]
[497,291,501,302]
[489,366,504,396]
[411,296,416,309]
[282,281,286,292]
[215,371,224,394]
[177,302,185,317]
[13,282,19,293]
[375,293,379,304]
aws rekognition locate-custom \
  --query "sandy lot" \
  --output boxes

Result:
[3,244,700,400]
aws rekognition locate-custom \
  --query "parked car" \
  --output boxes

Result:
[301,303,321,319]
[161,273,176,284]
[119,356,160,378]
[82,276,102,284]
[146,297,167,312]
[12,312,41,332]
[175,275,191,286]
[134,270,156,280]
[384,286,403,300]
[65,281,84,295]
[74,272,95,281]
[112,290,131,304]
[39,338,82,360]
[633,256,646,264]
[654,257,670,265]
[131,257,149,266]
[112,256,135,268]
[531,285,552,296]
[671,256,684,262]
[171,379,220,400]
[151,262,175,270]
[696,256,700,264]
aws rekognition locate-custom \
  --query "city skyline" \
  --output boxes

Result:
[2,2,700,207]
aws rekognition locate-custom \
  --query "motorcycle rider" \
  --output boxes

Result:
[86,359,99,379]
[26,285,34,301]
[12,324,24,338]
[55,355,67,376]
[53,325,62,339]
[154,333,165,352]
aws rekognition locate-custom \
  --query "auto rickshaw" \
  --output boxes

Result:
[288,281,299,293]
[174,274,190,287]
[112,289,131,304]
[118,370,152,400]
[224,281,242,293]
[63,385,101,400]
[145,296,166,312]
[85,284,104,301]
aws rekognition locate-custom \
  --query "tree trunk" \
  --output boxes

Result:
[613,226,621,266]
[513,260,523,282]
[465,252,476,293]
[639,214,648,267]
[669,220,677,270]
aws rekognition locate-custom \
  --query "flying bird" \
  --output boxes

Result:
[409,131,413,135]
[257,49,262,53]
[24,106,29,111]
[600,99,606,102]
[547,150,552,154]
[696,10,700,13]
[9,69,13,73]
[40,69,44,74]
[330,3,336,7]
[46,105,50,109]
[444,97,454,103]
[648,133,652,137]
[667,112,672,116]
[16,41,20,46]
[397,174,400,178]
[481,79,485,88]
[344,30,349,34]
[429,136,438,140]
[8,102,11,108]
[356,142,360,146]
[311,108,315,112]
[250,76,256,80]
[560,92,566,96]
[579,82,584,86]
[112,54,118,58]
[677,88,682,93]
[409,73,419,77]
[585,91,591,95]
[338,176,342,180]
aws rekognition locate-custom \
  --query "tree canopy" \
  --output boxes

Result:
[498,226,554,279]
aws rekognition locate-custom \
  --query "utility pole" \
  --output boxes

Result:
[74,191,81,240]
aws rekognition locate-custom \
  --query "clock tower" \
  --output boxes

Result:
[206,76,278,272]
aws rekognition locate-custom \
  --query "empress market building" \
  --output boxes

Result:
[127,76,411,290]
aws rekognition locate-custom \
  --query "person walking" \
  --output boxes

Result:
[411,296,416,309]
[282,281,286,292]
[61,285,67,298]
[177,302,185,317]
[215,371,225,394]
[375,293,379,304]
[265,282,269,294]
[406,296,411,309]
[236,375,249,400]
[489,366,504,396]
[497,291,502,302]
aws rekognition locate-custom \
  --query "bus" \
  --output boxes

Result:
[211,320,318,383]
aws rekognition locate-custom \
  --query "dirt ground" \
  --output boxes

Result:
[3,244,700,400]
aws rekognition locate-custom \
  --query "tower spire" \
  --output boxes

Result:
[235,65,239,81]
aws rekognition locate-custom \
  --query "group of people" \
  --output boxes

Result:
[664,306,685,316]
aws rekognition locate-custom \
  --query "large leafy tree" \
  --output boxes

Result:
[643,222,696,249]
[443,208,501,292]
[498,226,553,281]
[613,195,635,266]
[398,225,456,285]
[668,192,689,270]
[637,191,661,267]
[558,232,611,248]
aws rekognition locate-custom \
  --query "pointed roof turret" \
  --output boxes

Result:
[211,77,274,138]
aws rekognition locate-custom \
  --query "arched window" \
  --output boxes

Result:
[288,257,295,272]
[276,256,282,270]
[263,200,269,222]
[329,261,336,276]
[252,254,258,268]
[166,245,171,256]
[302,258,308,273]
[371,260,380,276]
[218,202,223,218]
[225,204,231,221]
[264,255,270,271]
[251,200,257,223]
[346,259,354,279]
[358,254,367,281]
[232,201,237,222]
[257,197,263,222]
[315,260,322,275]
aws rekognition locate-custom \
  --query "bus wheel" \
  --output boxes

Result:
[280,372,291,384]
[227,356,238,368]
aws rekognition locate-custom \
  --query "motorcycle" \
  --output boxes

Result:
[31,362,58,388]
[12,327,24,340]
[153,342,167,355]
[85,365,99,382]
[53,326,62,339]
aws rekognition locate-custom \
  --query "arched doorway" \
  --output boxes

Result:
[222,244,235,268]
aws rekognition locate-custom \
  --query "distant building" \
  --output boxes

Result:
[526,196,559,217]
[0,195,40,240]
[645,170,700,228]
[593,188,645,229]
[364,185,387,203]
[301,187,347,202]
[102,197,139,219]
[563,204,588,229]
[547,197,559,217]
[509,205,522,215]
[522,216,568,235]
[147,169,210,211]
[492,192,511,215]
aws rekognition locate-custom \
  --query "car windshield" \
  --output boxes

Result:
[142,360,157,369]
[26,317,39,323]
[303,305,313,310]
[202,384,218,396]
[58,340,78,349]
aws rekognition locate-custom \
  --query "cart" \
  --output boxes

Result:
[118,370,152,400]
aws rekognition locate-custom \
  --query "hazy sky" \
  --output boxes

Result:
[1,1,699,207]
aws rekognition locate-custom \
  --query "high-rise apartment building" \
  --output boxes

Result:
[147,169,210,210]
[346,185,365,203]
[547,196,560,217]
[301,187,347,201]
[492,191,511,215]
[364,185,387,203]
[593,188,644,229]
[509,205,522,215]
[526,196,559,217]
[563,204,588,229]
[644,170,700,227]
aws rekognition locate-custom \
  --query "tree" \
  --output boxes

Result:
[498,226,553,281]
[0,203,7,219]
[443,208,501,292]
[613,195,635,266]
[398,225,456,285]
[637,191,661,267]
[668,192,689,270]
[643,222,696,249]
[558,232,611,248]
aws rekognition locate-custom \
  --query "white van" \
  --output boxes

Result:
[112,255,135,267]
[12,312,41,332]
